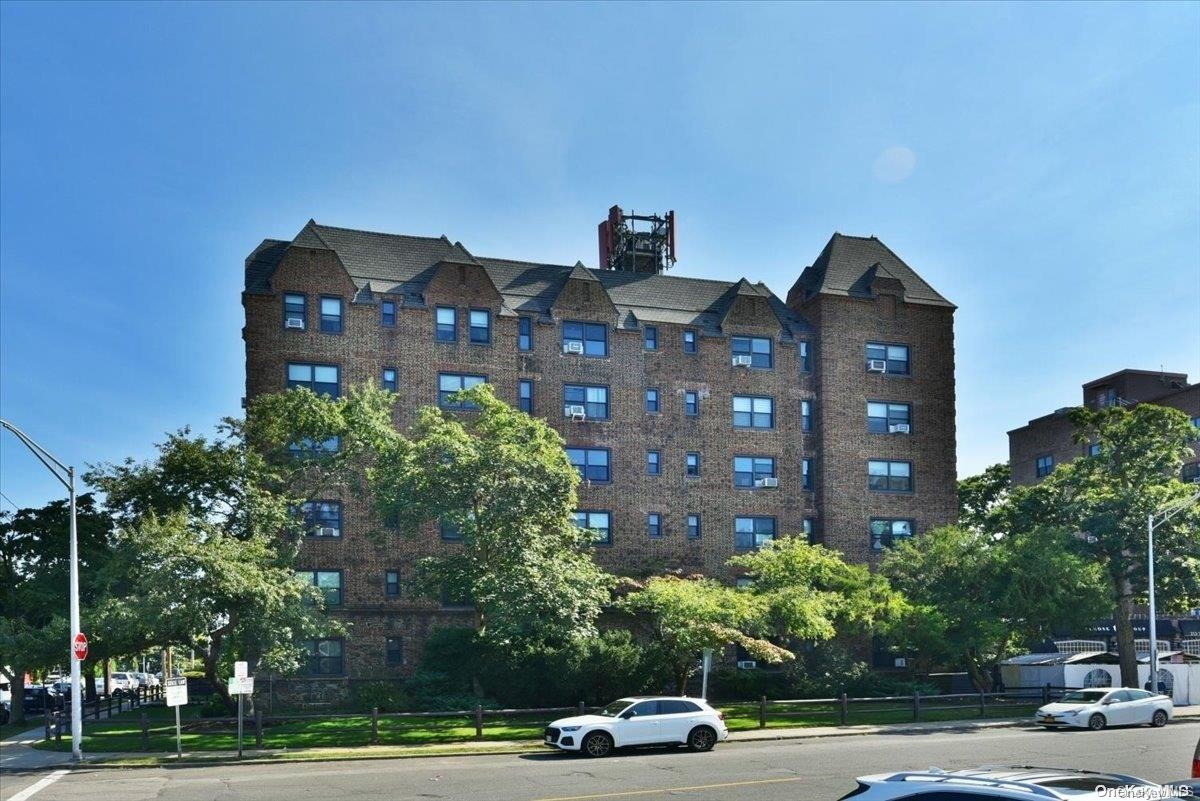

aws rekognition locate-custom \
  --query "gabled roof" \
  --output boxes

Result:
[245,221,815,336]
[792,233,954,308]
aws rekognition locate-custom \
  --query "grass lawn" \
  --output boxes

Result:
[34,699,1039,754]
[1,717,46,741]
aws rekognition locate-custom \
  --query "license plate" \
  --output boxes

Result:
[1041,716,1055,723]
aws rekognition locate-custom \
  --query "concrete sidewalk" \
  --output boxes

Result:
[3,706,1197,771]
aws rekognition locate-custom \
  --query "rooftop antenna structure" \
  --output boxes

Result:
[597,206,676,274]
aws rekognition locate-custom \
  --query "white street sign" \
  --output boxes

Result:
[234,661,248,679]
[227,676,254,695]
[165,677,188,707]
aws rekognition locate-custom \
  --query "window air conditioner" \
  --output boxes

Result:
[867,359,887,373]
[564,341,585,354]
[889,423,911,434]
[565,405,586,421]
[317,527,338,538]
[732,355,753,367]
[285,318,305,330]
[736,660,758,670]
[755,477,779,488]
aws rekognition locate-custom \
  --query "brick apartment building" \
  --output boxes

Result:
[242,210,958,679]
[1008,368,1200,486]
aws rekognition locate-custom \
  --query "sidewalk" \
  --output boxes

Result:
[3,707,1197,771]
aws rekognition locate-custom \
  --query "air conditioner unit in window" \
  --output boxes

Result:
[894,657,908,668]
[889,423,911,434]
[867,359,887,373]
[732,355,753,367]
[564,341,585,354]
[565,405,586,421]
[285,318,305,329]
[317,527,338,538]
[736,660,758,670]
[755,477,779,488]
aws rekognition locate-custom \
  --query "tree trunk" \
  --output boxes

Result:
[1112,579,1139,688]
[674,664,689,696]
[84,662,97,702]
[10,669,26,725]
[964,650,993,693]
[203,615,238,711]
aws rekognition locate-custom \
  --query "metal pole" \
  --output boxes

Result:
[1148,513,1158,693]
[68,468,82,762]
[237,693,244,758]
[175,704,182,759]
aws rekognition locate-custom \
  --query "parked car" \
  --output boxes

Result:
[543,696,727,757]
[1034,687,1172,730]
[23,686,49,715]
[142,672,160,688]
[837,766,1159,799]
[108,672,138,696]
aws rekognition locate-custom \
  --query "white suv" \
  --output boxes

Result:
[838,766,1160,799]
[544,696,728,757]
[108,672,138,696]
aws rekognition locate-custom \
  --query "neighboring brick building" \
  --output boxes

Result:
[1008,369,1200,486]
[242,214,958,679]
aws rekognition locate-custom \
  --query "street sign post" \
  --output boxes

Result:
[165,677,188,758]
[234,661,248,679]
[227,670,254,758]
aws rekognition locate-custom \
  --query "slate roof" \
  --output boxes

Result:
[244,220,826,336]
[792,233,954,308]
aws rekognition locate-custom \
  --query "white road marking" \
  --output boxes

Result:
[5,770,69,801]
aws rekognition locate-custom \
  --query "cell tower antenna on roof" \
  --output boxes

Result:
[597,206,676,274]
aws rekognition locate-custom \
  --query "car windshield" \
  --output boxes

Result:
[1059,690,1107,703]
[597,698,637,717]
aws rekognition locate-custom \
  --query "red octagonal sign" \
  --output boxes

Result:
[72,632,88,661]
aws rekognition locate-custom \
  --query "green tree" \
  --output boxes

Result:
[622,575,792,694]
[1009,404,1200,686]
[881,524,1109,691]
[958,463,1011,533]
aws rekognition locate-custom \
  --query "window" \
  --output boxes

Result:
[300,570,342,607]
[734,456,776,488]
[647,513,662,539]
[867,402,911,433]
[284,293,306,328]
[868,460,913,492]
[567,447,610,483]
[518,317,533,351]
[802,458,814,490]
[469,309,491,344]
[289,436,341,459]
[439,373,486,409]
[732,336,773,368]
[645,388,660,413]
[870,519,914,550]
[687,514,701,540]
[381,300,397,327]
[385,570,400,598]
[683,329,697,353]
[1036,454,1055,478]
[1087,441,1101,457]
[300,501,342,538]
[799,341,811,372]
[686,452,701,476]
[803,518,817,545]
[305,639,343,675]
[518,380,534,413]
[562,321,608,357]
[288,363,340,398]
[626,700,659,717]
[440,519,463,541]
[735,516,776,550]
[1192,416,1200,440]
[801,400,813,432]
[644,326,658,351]
[685,391,699,417]
[646,450,661,475]
[381,368,398,391]
[1183,462,1199,483]
[435,306,457,341]
[573,510,612,545]
[661,699,702,714]
[320,297,343,333]
[564,384,609,419]
[386,637,403,667]
[733,396,774,429]
[735,577,754,589]
[866,342,909,374]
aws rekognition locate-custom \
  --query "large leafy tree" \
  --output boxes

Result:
[881,524,1109,691]
[1008,404,1200,686]
[621,575,792,694]
[958,463,1011,533]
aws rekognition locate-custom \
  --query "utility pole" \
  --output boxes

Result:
[1,419,84,762]
[1147,489,1200,693]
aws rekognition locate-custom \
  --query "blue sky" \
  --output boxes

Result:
[2,1,1197,508]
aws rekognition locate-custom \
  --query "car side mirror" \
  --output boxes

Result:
[620,711,635,719]
[1101,699,1113,705]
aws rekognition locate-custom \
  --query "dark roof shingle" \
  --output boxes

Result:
[793,233,953,308]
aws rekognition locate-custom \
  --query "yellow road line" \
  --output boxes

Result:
[531,775,808,801]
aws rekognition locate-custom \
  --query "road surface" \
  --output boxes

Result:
[2,721,1195,801]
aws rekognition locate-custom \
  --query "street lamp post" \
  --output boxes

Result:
[0,419,83,763]
[1147,488,1200,694]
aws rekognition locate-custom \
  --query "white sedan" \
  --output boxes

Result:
[1035,687,1172,730]
[544,696,728,757]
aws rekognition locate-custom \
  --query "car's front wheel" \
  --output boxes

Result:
[1087,714,1107,731]
[1150,710,1168,728]
[581,731,613,758]
[687,725,717,752]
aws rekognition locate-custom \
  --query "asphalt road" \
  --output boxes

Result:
[2,721,1196,801]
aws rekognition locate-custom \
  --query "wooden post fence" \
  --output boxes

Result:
[140,712,149,751]
[255,710,264,749]
[474,705,484,741]
[912,691,921,722]
[370,707,379,745]
[838,693,848,726]
[758,696,767,728]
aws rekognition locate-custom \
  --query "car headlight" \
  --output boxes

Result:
[561,725,581,732]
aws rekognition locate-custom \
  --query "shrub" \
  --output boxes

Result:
[350,681,411,713]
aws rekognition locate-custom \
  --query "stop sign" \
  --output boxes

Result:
[72,632,88,661]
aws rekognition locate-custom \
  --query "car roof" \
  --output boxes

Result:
[859,766,1155,798]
